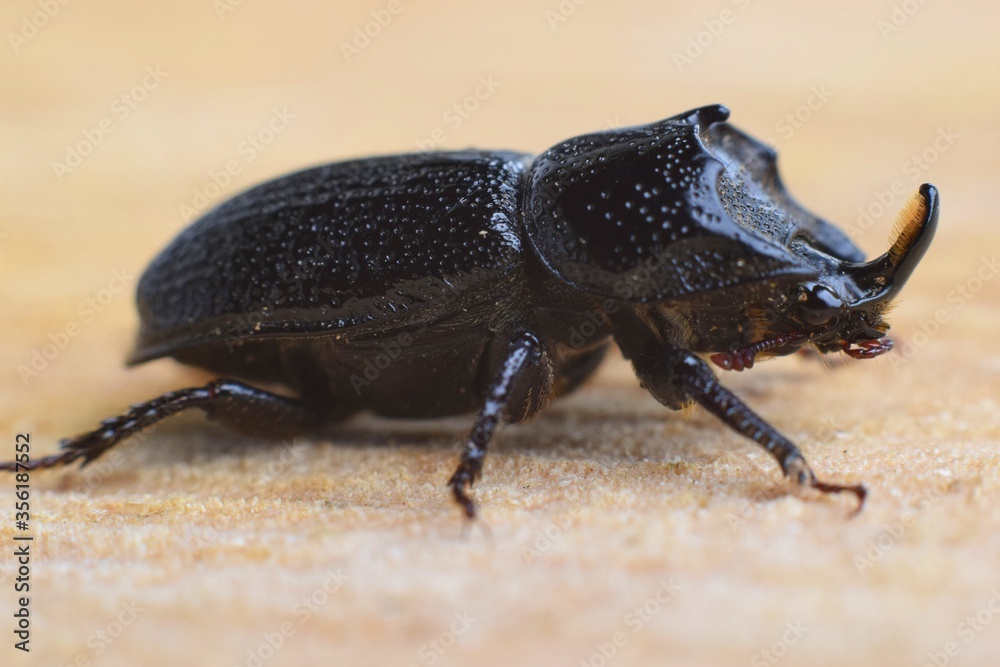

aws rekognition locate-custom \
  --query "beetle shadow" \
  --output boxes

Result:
[122,411,476,467]
[111,392,790,510]
[116,404,667,468]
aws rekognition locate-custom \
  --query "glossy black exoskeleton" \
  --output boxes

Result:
[2,105,939,518]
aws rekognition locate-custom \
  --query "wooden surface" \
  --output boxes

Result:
[2,2,999,665]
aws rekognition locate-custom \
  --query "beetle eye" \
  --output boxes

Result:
[799,285,842,327]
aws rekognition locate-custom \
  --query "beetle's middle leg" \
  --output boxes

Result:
[448,331,552,519]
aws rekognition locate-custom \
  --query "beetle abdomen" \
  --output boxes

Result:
[131,151,531,363]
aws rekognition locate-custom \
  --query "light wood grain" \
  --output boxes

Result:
[2,2,999,666]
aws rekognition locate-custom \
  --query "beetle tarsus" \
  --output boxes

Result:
[782,452,867,514]
[449,468,479,520]
[810,478,867,516]
[0,446,90,472]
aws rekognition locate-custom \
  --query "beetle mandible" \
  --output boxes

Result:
[1,105,939,518]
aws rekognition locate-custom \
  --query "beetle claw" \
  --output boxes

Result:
[810,478,868,517]
[783,454,866,515]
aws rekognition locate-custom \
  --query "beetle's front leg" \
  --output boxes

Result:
[449,332,551,519]
[627,341,865,511]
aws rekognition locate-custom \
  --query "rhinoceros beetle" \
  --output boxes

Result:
[2,104,939,518]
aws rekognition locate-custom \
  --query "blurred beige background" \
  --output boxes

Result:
[1,1,999,666]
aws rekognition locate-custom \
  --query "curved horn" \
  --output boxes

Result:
[847,184,939,304]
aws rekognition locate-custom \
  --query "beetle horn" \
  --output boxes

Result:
[846,183,939,304]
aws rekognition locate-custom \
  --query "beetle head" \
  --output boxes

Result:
[793,183,938,355]
[716,184,938,370]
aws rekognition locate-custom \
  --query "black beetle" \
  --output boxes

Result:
[2,105,938,518]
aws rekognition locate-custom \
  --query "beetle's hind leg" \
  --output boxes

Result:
[448,332,551,519]
[0,379,325,472]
